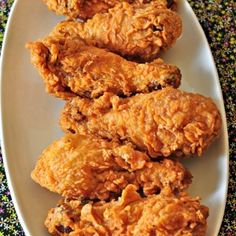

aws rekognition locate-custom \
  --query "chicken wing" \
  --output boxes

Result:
[45,185,208,236]
[42,0,177,20]
[27,36,181,99]
[60,87,222,157]
[31,134,192,200]
[48,2,182,61]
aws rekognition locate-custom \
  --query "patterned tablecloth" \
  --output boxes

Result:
[0,0,235,235]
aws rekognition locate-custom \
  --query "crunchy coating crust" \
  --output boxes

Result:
[45,185,209,236]
[60,87,222,157]
[49,2,182,61]
[42,0,177,20]
[26,36,181,99]
[31,134,192,200]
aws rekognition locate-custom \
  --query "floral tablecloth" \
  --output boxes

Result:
[0,0,235,235]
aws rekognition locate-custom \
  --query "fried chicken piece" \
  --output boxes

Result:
[61,87,222,157]
[31,134,192,200]
[26,36,181,99]
[42,0,177,20]
[45,185,209,236]
[49,2,182,61]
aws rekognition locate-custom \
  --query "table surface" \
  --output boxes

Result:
[0,0,235,235]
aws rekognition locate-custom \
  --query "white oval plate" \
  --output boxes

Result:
[0,0,228,235]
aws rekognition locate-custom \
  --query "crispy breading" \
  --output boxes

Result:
[45,185,209,236]
[60,87,222,157]
[31,134,192,200]
[26,36,181,99]
[42,0,177,20]
[48,2,182,61]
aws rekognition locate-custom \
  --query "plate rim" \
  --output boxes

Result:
[180,2,229,235]
[0,0,229,235]
[0,0,32,235]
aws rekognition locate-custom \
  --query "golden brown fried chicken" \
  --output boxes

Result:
[61,87,222,157]
[42,0,177,20]
[45,185,209,236]
[27,36,181,99]
[31,134,192,200]
[49,2,182,61]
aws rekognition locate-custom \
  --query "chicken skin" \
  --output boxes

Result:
[42,0,177,20]
[61,87,222,157]
[27,36,181,99]
[31,134,192,200]
[49,2,182,61]
[45,185,209,236]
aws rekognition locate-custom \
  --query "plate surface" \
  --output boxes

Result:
[0,0,228,235]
